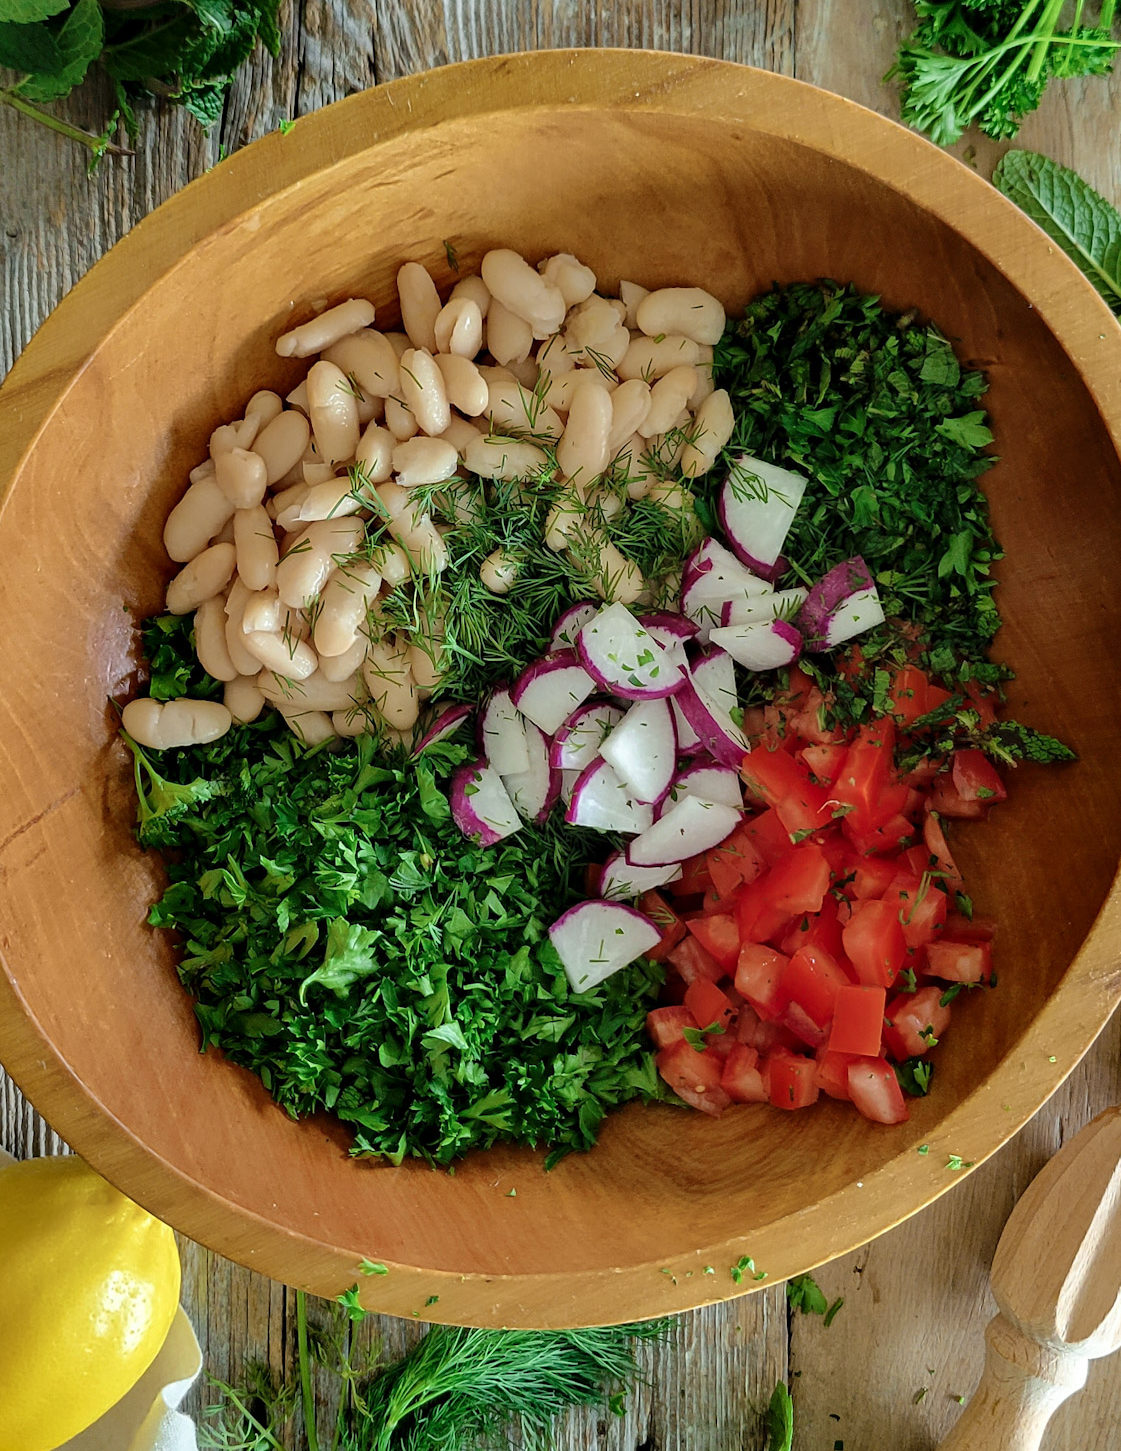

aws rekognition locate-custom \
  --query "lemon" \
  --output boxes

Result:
[0,1155,181,1451]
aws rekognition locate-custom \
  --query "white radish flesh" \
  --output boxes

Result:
[548,900,661,992]
[479,688,531,776]
[549,701,624,771]
[511,652,596,735]
[597,852,683,901]
[565,758,655,836]
[664,763,743,812]
[719,455,809,571]
[626,796,741,868]
[577,602,685,700]
[499,720,560,824]
[599,697,677,805]
[549,601,600,652]
[450,757,522,846]
[710,619,803,671]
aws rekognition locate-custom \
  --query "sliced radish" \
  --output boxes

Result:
[549,700,625,771]
[577,602,685,700]
[450,758,522,845]
[559,768,582,806]
[710,619,803,671]
[671,695,703,755]
[723,587,809,626]
[511,650,596,734]
[638,612,696,672]
[681,538,772,635]
[548,900,661,992]
[691,647,738,719]
[818,586,885,648]
[500,720,561,824]
[550,600,600,651]
[674,675,750,768]
[719,454,808,571]
[413,702,474,754]
[665,762,743,812]
[565,758,655,835]
[599,697,677,805]
[479,688,530,775]
[798,558,884,650]
[598,850,683,901]
[626,796,741,867]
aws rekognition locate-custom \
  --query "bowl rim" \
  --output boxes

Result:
[3,48,1121,1326]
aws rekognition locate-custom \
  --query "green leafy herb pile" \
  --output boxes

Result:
[0,0,281,160]
[135,622,663,1166]
[891,0,1118,147]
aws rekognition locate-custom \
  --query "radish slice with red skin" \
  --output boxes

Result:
[559,768,582,806]
[796,556,883,650]
[710,619,803,670]
[690,647,738,720]
[719,454,808,571]
[638,613,696,672]
[548,900,662,991]
[813,586,885,650]
[671,695,703,755]
[674,675,751,768]
[413,702,473,754]
[625,795,742,867]
[599,696,677,805]
[598,850,683,901]
[681,538,773,636]
[500,720,561,824]
[577,602,685,700]
[511,650,596,734]
[479,687,530,775]
[450,757,522,845]
[565,757,655,835]
[664,762,743,812]
[550,601,600,652]
[549,700,625,771]
[722,587,808,627]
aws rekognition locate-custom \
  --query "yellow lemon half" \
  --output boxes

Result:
[0,1155,181,1451]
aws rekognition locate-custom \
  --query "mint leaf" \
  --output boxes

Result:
[0,18,62,73]
[994,150,1121,314]
[0,0,68,23]
[18,0,102,100]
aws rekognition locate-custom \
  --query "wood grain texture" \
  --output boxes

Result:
[3,5,1121,1448]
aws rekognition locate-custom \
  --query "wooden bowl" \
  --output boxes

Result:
[2,51,1121,1329]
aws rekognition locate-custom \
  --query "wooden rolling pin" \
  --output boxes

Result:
[938,1105,1121,1450]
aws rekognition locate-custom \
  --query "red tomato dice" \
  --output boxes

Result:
[637,891,687,961]
[847,1056,909,1124]
[894,876,949,950]
[762,842,831,916]
[721,1043,767,1103]
[686,912,740,971]
[767,1052,821,1110]
[930,772,987,820]
[707,825,766,897]
[848,855,899,900]
[883,985,951,1059]
[814,1048,855,1100]
[740,808,795,866]
[684,978,736,1032]
[952,749,1007,804]
[779,945,849,1028]
[924,939,992,983]
[734,943,789,1021]
[842,898,907,988]
[735,879,794,946]
[646,1004,696,1049]
[832,719,896,819]
[921,812,963,893]
[740,745,833,836]
[801,741,849,784]
[666,854,714,897]
[668,935,723,985]
[827,984,887,1057]
[655,1040,730,1116]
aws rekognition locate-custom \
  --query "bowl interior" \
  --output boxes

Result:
[2,58,1121,1325]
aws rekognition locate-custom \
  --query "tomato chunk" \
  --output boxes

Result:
[686,912,740,971]
[842,898,907,988]
[707,825,766,897]
[666,854,714,897]
[762,843,831,916]
[655,1040,730,1117]
[801,742,848,784]
[832,719,896,819]
[767,1053,821,1111]
[894,875,949,950]
[883,986,951,1059]
[740,808,795,866]
[924,939,992,983]
[637,891,687,962]
[930,773,987,820]
[847,1056,909,1124]
[646,1004,696,1049]
[734,943,789,1021]
[779,945,849,1028]
[827,984,886,1057]
[684,978,736,1032]
[721,1043,767,1103]
[814,1048,854,1100]
[668,935,723,985]
[740,745,833,835]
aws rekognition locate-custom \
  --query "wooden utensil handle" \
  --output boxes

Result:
[939,1313,1088,1451]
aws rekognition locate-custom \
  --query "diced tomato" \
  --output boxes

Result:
[921,812,962,892]
[760,703,803,754]
[686,912,740,971]
[943,912,996,943]
[832,719,897,819]
[702,883,744,915]
[814,1048,855,1100]
[740,745,833,836]
[963,680,998,729]
[848,855,899,900]
[781,999,828,1048]
[735,878,794,946]
[779,945,849,1028]
[828,984,886,1057]
[952,749,1007,805]
[666,853,714,897]
[842,898,907,988]
[889,665,931,727]
[767,1052,821,1110]
[646,1004,696,1049]
[684,978,736,1032]
[707,824,766,898]
[637,891,687,962]
[668,935,723,985]
[843,811,917,857]
[734,943,789,1021]
[721,1043,767,1102]
[893,875,949,950]
[924,939,992,983]
[762,842,831,916]
[660,967,688,1005]
[847,1056,909,1124]
[801,742,849,785]
[708,1024,736,1060]
[740,808,794,867]
[655,1040,730,1117]
[782,895,847,964]
[883,986,951,1059]
[930,772,987,820]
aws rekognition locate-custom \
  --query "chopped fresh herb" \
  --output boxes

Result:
[946,1154,974,1172]
[683,1020,726,1051]
[913,1386,928,1405]
[336,1285,366,1323]
[823,1297,844,1327]
[786,1273,829,1316]
[443,239,460,271]
[896,1058,934,1097]
[424,1294,440,1307]
[917,1143,930,1155]
[277,117,295,134]
[730,1254,767,1284]
[360,1259,389,1276]
[765,1381,795,1451]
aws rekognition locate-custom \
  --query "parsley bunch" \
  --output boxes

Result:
[0,0,281,160]
[891,0,1119,146]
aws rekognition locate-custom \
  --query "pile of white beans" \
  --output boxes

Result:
[121,249,737,754]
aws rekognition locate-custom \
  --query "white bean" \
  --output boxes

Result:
[463,435,549,481]
[392,436,459,488]
[286,379,310,414]
[245,390,284,431]
[281,604,311,641]
[607,378,653,455]
[450,273,491,318]
[397,262,441,352]
[259,668,364,711]
[276,298,377,358]
[576,534,644,605]
[409,623,446,693]
[680,388,735,478]
[619,279,649,329]
[253,409,311,486]
[556,379,612,482]
[268,482,308,522]
[209,421,254,457]
[332,708,371,738]
[244,629,318,680]
[485,300,533,366]
[617,334,701,381]
[321,329,401,399]
[376,481,448,572]
[189,457,216,485]
[434,354,489,417]
[193,594,239,681]
[233,505,280,591]
[307,360,361,465]
[354,422,395,483]
[398,348,451,436]
[275,517,365,608]
[440,414,484,452]
[688,367,716,410]
[166,542,237,615]
[122,697,232,750]
[212,517,236,546]
[539,253,597,308]
[481,249,565,337]
[646,479,693,513]
[505,355,540,390]
[544,480,590,551]
[281,477,362,529]
[224,580,265,675]
[547,367,615,414]
[639,365,698,438]
[280,709,337,745]
[314,561,383,657]
[479,548,520,594]
[164,474,235,563]
[564,296,629,368]
[636,286,725,347]
[487,380,563,440]
[240,587,283,635]
[319,633,369,684]
[384,396,419,441]
[434,297,484,358]
[644,429,687,473]
[475,364,516,386]
[363,636,419,730]
[301,461,336,487]
[615,434,658,499]
[384,331,411,359]
[224,676,265,724]
[370,538,412,586]
[213,447,268,509]
[537,334,577,383]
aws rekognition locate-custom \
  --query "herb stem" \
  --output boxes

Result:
[297,1289,321,1451]
[0,89,132,156]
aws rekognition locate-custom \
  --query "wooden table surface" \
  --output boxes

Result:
[4,4,1121,1447]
